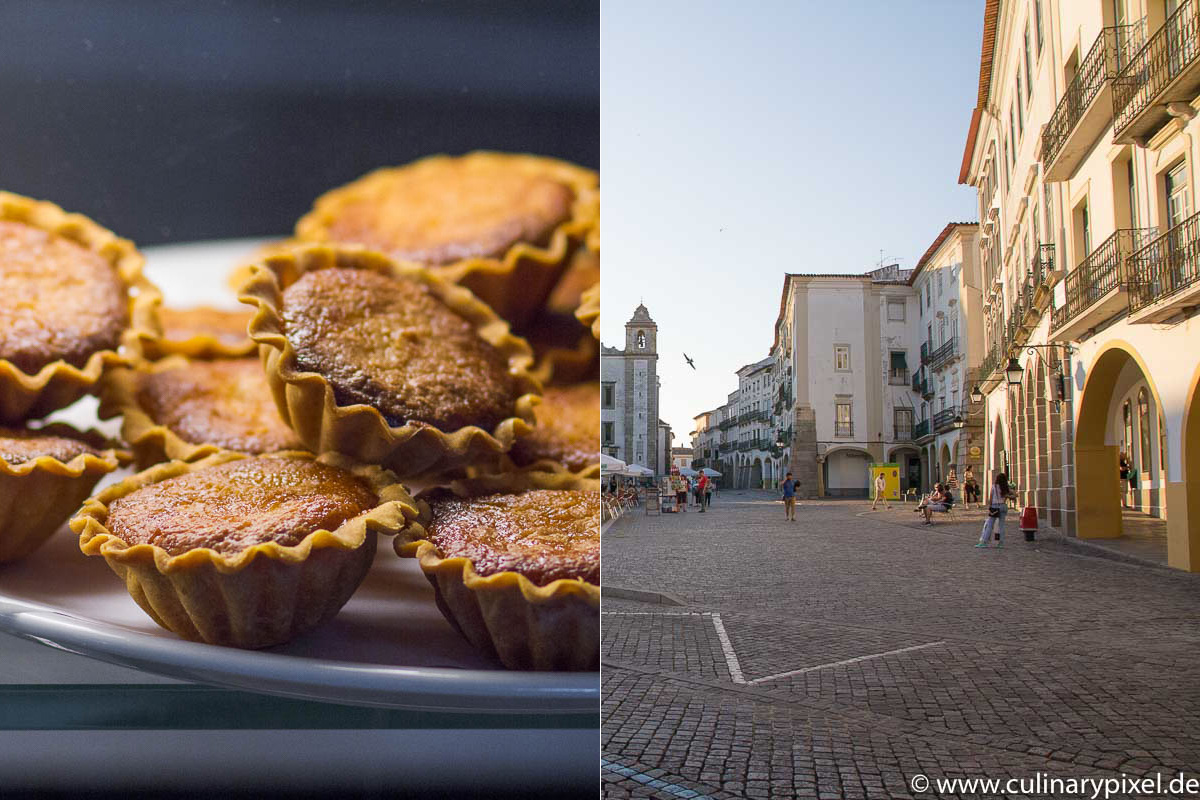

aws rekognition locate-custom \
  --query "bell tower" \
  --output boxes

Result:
[625,303,657,354]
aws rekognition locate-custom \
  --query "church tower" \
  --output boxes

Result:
[622,304,659,474]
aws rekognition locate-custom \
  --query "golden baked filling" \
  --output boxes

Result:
[280,267,518,431]
[106,457,377,556]
[136,358,304,454]
[158,306,253,348]
[425,489,599,585]
[0,220,128,372]
[0,427,105,465]
[510,384,598,473]
[321,160,573,265]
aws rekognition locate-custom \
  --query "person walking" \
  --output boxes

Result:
[870,471,891,511]
[697,472,709,512]
[976,473,1011,548]
[781,471,797,521]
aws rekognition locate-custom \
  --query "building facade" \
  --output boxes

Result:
[910,223,987,489]
[960,0,1200,570]
[601,304,663,475]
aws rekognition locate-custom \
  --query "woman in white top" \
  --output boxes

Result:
[976,473,1011,548]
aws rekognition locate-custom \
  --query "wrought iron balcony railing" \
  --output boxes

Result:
[1031,243,1056,288]
[920,342,930,366]
[889,368,910,386]
[1043,24,1143,169]
[928,337,958,371]
[911,372,922,393]
[913,419,930,440]
[1113,1,1200,139]
[1127,210,1200,314]
[932,406,961,434]
[833,421,853,438]
[894,421,914,441]
[1050,228,1155,332]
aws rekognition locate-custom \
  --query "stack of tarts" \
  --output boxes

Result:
[6,152,602,672]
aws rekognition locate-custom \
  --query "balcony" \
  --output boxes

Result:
[833,421,853,438]
[919,342,930,366]
[894,420,914,441]
[1127,210,1200,322]
[1050,228,1155,341]
[1044,24,1144,181]
[888,367,910,386]
[927,337,959,371]
[932,406,962,434]
[911,373,922,393]
[1113,1,1200,144]
[913,419,931,441]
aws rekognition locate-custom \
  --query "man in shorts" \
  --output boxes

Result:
[781,472,797,521]
[871,471,891,510]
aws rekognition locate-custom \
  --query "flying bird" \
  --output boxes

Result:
[684,353,696,370]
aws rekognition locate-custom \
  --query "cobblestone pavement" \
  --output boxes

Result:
[601,491,1200,799]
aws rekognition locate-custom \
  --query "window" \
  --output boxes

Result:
[1023,22,1033,89]
[918,290,923,315]
[1166,160,1191,228]
[1003,137,1011,187]
[889,351,909,384]
[936,269,943,298]
[601,383,615,408]
[1124,158,1138,228]
[602,422,614,445]
[887,299,905,321]
[833,345,850,371]
[1044,182,1054,232]
[894,407,913,439]
[835,403,853,438]
[925,281,932,307]
[1123,399,1135,470]
[1035,0,1044,55]
[1016,76,1024,134]
[1138,389,1152,474]
[1009,108,1017,158]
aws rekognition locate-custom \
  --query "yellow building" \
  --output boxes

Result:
[960,0,1200,570]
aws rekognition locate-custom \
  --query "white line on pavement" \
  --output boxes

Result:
[601,610,748,684]
[600,614,700,618]
[746,640,948,685]
[708,613,746,684]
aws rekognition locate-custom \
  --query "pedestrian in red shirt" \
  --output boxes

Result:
[697,473,710,512]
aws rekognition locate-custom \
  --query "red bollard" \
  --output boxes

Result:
[1019,505,1038,542]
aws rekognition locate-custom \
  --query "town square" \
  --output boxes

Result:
[602,0,1200,797]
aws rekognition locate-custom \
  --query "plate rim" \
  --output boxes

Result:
[0,593,599,715]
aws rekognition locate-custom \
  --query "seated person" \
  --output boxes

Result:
[914,484,941,511]
[922,484,954,524]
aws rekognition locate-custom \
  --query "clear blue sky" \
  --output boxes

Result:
[601,1,983,443]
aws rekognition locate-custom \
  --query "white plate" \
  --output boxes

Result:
[0,239,599,715]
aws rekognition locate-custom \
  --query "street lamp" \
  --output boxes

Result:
[970,385,984,404]
[1005,357,1024,386]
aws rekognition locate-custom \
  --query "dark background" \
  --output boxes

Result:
[0,0,599,244]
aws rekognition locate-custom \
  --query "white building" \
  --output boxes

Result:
[910,223,986,487]
[960,0,1200,570]
[600,304,662,475]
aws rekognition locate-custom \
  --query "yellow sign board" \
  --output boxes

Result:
[869,463,901,500]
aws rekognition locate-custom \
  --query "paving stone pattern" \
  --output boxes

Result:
[601,491,1200,799]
